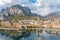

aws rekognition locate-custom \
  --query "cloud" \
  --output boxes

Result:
[29,0,60,16]
[0,0,60,16]
[0,0,12,6]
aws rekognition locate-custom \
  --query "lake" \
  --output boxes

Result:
[0,30,60,40]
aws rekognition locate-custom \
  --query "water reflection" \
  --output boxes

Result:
[20,30,60,40]
[0,30,60,40]
[0,33,13,40]
[14,31,31,40]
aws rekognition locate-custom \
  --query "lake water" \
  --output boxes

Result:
[0,30,60,40]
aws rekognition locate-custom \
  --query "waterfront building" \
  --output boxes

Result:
[1,21,11,28]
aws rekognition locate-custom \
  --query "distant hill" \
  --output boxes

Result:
[46,11,60,19]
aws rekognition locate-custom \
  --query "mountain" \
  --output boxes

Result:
[2,4,32,17]
[0,4,42,21]
[46,11,60,19]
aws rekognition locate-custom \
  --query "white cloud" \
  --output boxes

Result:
[0,0,12,6]
[30,0,60,16]
[0,0,60,16]
[31,7,51,16]
[34,0,42,7]
[30,0,50,16]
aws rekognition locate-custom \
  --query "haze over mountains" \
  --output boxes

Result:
[46,11,60,18]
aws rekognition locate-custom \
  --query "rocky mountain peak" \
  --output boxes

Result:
[1,4,32,17]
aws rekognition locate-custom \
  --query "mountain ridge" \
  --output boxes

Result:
[0,4,43,21]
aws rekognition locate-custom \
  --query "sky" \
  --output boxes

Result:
[0,0,60,16]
